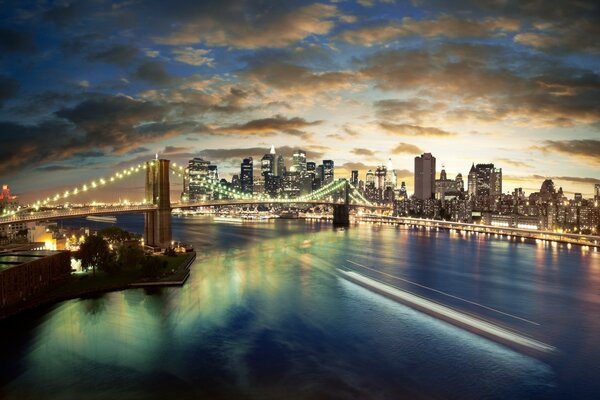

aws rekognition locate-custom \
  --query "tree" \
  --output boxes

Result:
[98,226,131,243]
[118,243,145,269]
[75,235,117,275]
[141,256,167,278]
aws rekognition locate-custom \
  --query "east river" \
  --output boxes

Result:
[1,216,599,399]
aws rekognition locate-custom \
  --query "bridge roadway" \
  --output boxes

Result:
[0,199,390,226]
[359,215,600,249]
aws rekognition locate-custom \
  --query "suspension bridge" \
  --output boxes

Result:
[0,159,389,248]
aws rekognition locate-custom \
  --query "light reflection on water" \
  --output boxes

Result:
[0,216,598,399]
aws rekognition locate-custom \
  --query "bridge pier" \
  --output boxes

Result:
[333,180,350,227]
[144,159,172,249]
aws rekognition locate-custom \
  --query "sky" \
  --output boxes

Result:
[0,0,599,203]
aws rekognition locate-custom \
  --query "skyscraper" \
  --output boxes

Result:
[323,160,334,184]
[595,183,600,200]
[187,157,211,201]
[291,149,307,174]
[414,152,436,200]
[385,158,397,189]
[350,170,359,187]
[240,157,253,194]
[469,163,502,209]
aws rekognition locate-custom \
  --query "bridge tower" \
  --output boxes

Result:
[144,159,172,249]
[333,180,350,227]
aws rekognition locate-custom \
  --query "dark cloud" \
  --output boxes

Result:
[216,115,322,138]
[495,158,533,169]
[378,122,455,137]
[242,62,355,95]
[0,76,19,106]
[336,15,519,45]
[151,1,343,49]
[374,98,446,124]
[0,28,35,53]
[199,145,327,162]
[36,165,78,172]
[351,148,376,156]
[362,44,600,127]
[0,94,200,175]
[86,44,140,66]
[133,61,174,85]
[534,140,600,165]
[392,142,423,155]
[532,175,600,185]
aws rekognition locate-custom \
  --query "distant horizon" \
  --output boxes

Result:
[6,145,598,204]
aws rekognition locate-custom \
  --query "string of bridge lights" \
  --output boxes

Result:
[9,159,370,217]
[28,161,154,210]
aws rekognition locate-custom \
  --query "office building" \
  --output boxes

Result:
[414,153,436,200]
[240,157,253,194]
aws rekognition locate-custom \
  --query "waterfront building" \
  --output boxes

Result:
[414,153,436,200]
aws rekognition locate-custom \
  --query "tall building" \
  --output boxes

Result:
[469,163,502,209]
[261,147,275,177]
[468,163,477,197]
[350,170,359,187]
[187,157,211,201]
[291,150,307,174]
[414,153,436,200]
[385,158,397,189]
[208,165,218,181]
[455,173,464,192]
[323,160,334,184]
[595,183,600,200]
[240,157,253,194]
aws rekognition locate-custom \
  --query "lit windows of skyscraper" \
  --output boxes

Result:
[291,150,307,174]
[414,152,436,200]
[187,157,211,201]
[240,157,253,194]
[350,170,359,187]
[323,160,334,184]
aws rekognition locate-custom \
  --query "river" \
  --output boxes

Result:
[1,215,599,399]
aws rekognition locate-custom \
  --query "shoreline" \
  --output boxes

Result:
[0,252,196,322]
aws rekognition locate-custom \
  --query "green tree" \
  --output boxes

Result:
[75,235,117,275]
[118,243,145,269]
[98,226,131,243]
[141,256,167,278]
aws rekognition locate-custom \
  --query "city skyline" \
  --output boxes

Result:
[4,144,599,204]
[1,1,599,199]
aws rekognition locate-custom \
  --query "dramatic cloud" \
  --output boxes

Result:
[361,44,600,127]
[535,140,600,165]
[378,122,455,137]
[133,61,174,85]
[337,15,519,45]
[351,148,376,157]
[172,47,214,67]
[242,62,355,95]
[374,98,447,123]
[392,142,423,155]
[153,2,342,49]
[215,115,322,138]
[199,146,327,163]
